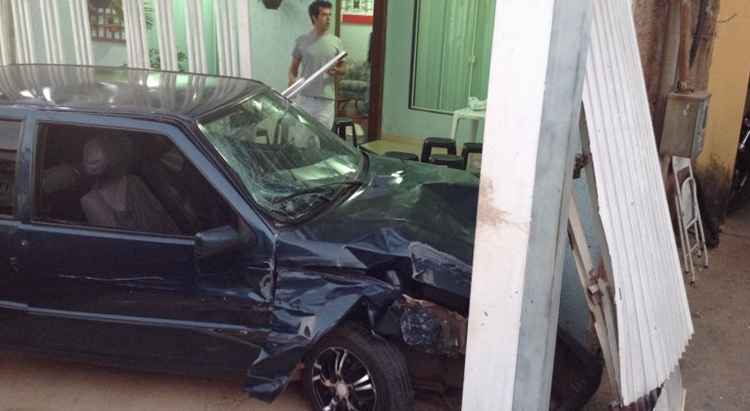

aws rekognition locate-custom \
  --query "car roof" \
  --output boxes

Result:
[0,64,268,119]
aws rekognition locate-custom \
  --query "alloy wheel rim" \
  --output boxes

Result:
[311,347,377,411]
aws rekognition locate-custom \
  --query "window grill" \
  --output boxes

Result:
[90,7,125,42]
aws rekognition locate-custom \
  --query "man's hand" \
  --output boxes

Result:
[289,56,302,86]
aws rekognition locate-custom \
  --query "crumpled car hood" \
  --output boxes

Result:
[276,155,479,301]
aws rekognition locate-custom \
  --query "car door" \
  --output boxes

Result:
[11,112,277,372]
[0,110,33,347]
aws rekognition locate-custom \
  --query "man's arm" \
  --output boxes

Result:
[289,56,302,86]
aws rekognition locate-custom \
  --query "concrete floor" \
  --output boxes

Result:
[584,203,750,410]
[681,204,750,411]
[0,351,451,411]
[0,352,308,411]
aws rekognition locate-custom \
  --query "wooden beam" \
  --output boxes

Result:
[368,0,387,140]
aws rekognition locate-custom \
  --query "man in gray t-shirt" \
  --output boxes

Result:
[288,1,346,130]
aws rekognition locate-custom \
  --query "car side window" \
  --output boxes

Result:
[0,120,21,217]
[34,123,236,236]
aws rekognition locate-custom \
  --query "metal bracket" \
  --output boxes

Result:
[573,152,591,179]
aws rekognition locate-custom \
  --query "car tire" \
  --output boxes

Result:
[303,324,415,411]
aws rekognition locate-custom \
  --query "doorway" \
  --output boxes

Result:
[727,76,750,213]
[334,0,387,143]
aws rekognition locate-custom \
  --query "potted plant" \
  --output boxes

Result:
[261,0,283,10]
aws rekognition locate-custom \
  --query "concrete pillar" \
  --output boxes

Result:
[461,0,593,409]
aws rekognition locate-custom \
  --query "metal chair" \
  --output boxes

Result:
[333,117,358,147]
[672,156,709,284]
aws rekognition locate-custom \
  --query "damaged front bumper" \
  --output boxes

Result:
[378,295,603,410]
[377,294,468,358]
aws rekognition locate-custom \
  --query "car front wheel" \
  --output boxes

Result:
[303,325,414,411]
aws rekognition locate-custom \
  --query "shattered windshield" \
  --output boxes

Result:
[198,92,365,221]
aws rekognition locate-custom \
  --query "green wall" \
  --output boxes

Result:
[340,22,371,65]
[382,0,485,143]
[145,0,318,91]
[248,0,315,91]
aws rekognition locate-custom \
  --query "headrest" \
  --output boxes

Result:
[83,136,132,178]
[42,164,80,194]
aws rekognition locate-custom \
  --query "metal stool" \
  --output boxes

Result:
[429,154,464,170]
[384,151,419,161]
[421,137,456,162]
[461,142,483,170]
[334,117,358,147]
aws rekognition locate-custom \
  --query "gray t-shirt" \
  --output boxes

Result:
[292,31,345,100]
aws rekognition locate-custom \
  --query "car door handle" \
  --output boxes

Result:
[20,239,30,248]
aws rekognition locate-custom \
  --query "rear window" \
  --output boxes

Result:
[0,120,21,216]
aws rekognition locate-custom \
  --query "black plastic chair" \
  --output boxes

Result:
[461,142,483,169]
[420,137,456,163]
[384,151,419,161]
[429,154,464,170]
[333,117,358,147]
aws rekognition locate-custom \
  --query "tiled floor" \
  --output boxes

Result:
[361,135,424,156]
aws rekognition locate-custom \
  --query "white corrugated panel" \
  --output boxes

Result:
[582,0,693,405]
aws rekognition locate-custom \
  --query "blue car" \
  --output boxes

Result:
[0,65,600,411]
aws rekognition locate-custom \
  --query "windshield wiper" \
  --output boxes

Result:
[272,181,364,204]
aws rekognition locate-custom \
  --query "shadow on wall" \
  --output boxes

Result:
[695,155,732,225]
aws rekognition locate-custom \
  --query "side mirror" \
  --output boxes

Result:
[195,225,251,259]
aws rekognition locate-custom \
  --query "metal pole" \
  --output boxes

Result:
[461,0,593,409]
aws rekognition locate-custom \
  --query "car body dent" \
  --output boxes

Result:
[244,156,480,401]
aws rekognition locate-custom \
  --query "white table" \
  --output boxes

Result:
[450,107,485,142]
